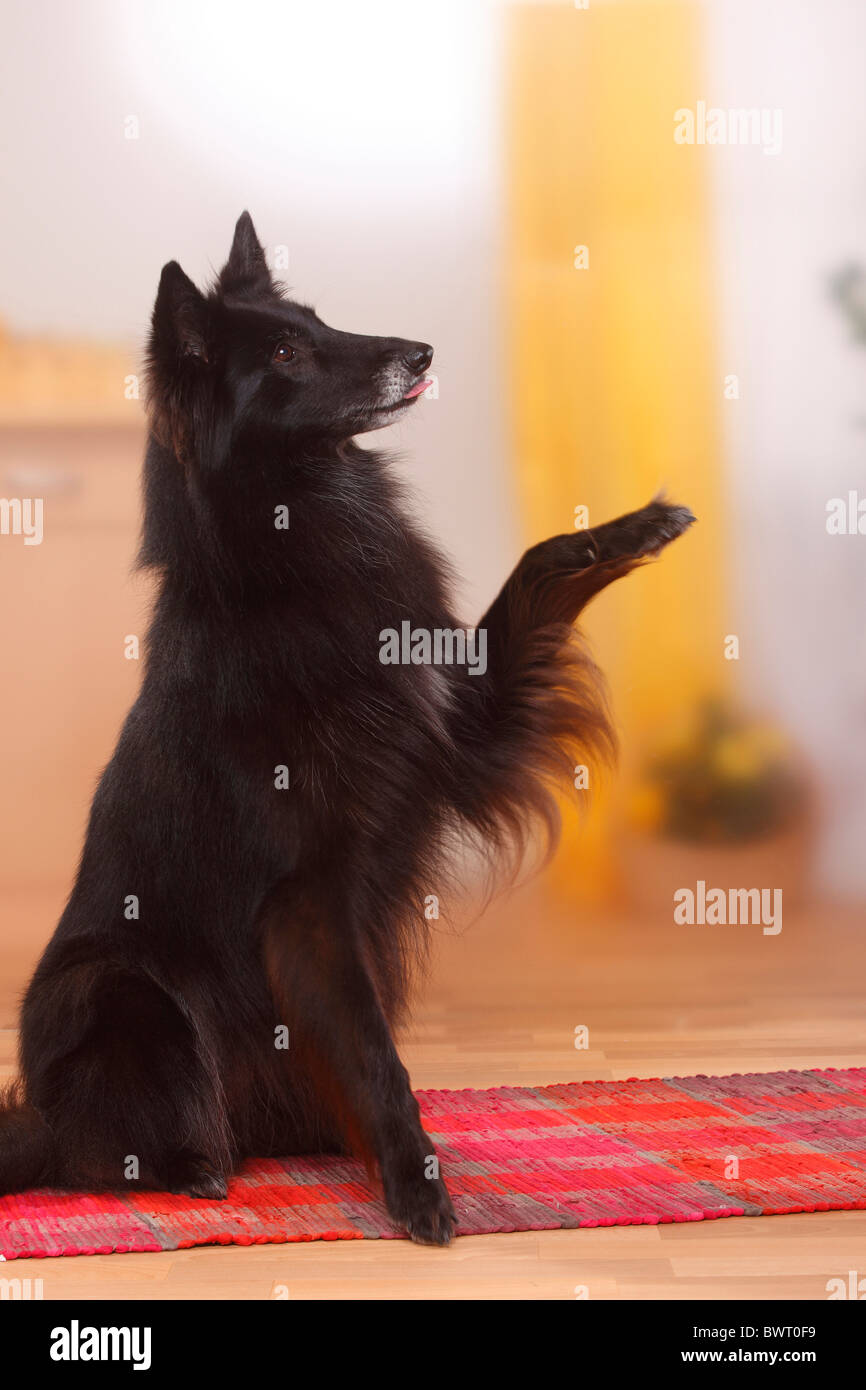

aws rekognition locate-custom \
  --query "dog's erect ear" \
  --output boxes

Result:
[146,261,213,465]
[218,211,274,299]
[150,261,209,362]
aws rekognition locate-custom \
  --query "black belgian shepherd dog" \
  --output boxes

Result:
[0,214,693,1243]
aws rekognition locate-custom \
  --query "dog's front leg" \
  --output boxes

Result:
[259,883,456,1245]
[444,498,694,828]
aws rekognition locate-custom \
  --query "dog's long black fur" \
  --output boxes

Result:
[0,215,693,1242]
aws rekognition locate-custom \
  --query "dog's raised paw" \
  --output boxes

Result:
[635,498,696,555]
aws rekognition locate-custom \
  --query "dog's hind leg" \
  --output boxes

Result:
[25,967,232,1198]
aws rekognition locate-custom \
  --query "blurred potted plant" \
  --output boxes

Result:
[621,698,813,910]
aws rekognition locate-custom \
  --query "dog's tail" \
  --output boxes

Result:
[0,1081,54,1194]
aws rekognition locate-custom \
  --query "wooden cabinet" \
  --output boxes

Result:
[0,425,152,1005]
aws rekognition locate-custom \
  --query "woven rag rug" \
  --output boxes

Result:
[2,1066,866,1259]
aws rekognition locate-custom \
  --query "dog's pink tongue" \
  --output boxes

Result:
[403,378,432,399]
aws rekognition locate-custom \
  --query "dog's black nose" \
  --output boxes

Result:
[405,343,433,374]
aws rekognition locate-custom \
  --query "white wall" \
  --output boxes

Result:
[705,0,866,894]
[0,0,518,617]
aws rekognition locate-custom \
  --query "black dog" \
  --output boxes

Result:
[0,214,693,1243]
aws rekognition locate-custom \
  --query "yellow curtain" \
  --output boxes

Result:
[505,0,726,900]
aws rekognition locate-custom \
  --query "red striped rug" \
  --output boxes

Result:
[2,1067,865,1259]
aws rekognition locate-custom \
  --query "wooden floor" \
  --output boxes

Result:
[2,877,865,1299]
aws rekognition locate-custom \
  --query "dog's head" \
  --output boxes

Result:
[146,212,433,467]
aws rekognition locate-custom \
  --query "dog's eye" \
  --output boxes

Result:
[273,343,295,364]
